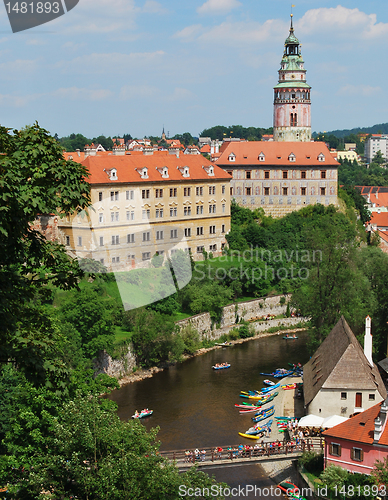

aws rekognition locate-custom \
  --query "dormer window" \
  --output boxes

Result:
[110,168,118,180]
[288,153,296,162]
[162,167,169,178]
[141,167,148,179]
[318,153,326,162]
[208,166,214,176]
[258,153,265,162]
[183,166,189,178]
[228,153,236,162]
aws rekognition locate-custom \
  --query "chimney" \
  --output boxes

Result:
[364,315,373,366]
[76,149,80,157]
[374,399,388,443]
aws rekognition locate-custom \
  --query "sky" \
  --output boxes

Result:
[0,0,387,139]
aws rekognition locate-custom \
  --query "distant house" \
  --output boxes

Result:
[303,316,386,418]
[323,398,388,475]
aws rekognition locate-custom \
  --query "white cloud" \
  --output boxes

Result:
[197,19,283,45]
[298,6,388,40]
[141,1,167,14]
[53,87,113,101]
[337,84,381,97]
[0,93,41,107]
[166,87,195,101]
[197,0,241,15]
[173,24,204,41]
[119,85,160,99]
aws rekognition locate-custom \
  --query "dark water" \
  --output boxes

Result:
[109,332,309,498]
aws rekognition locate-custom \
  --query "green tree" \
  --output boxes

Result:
[0,123,91,384]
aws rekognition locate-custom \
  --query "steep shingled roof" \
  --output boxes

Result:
[303,316,386,407]
[215,141,339,167]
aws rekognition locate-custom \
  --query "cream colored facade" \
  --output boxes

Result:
[59,154,231,272]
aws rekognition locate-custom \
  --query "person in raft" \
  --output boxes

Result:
[134,410,139,417]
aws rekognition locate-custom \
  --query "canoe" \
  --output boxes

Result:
[239,407,262,414]
[252,407,275,423]
[263,379,275,386]
[281,384,297,390]
[260,382,281,393]
[278,481,299,494]
[132,409,153,419]
[283,336,298,339]
[212,364,231,370]
[275,416,293,420]
[235,404,261,409]
[238,432,264,440]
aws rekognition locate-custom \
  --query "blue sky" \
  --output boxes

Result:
[0,0,387,139]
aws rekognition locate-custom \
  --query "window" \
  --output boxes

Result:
[170,229,178,239]
[196,206,203,215]
[155,188,163,198]
[222,203,226,213]
[356,393,362,408]
[320,187,326,196]
[99,213,104,223]
[222,185,225,194]
[197,227,204,236]
[209,225,216,234]
[126,210,134,221]
[209,204,216,213]
[112,235,119,245]
[264,171,270,179]
[246,171,251,179]
[99,236,104,246]
[184,228,191,237]
[282,171,288,179]
[369,394,375,401]
[230,187,233,195]
[246,187,251,196]
[351,448,364,462]
[141,189,150,199]
[290,112,297,126]
[196,186,203,196]
[66,235,70,246]
[98,192,103,201]
[170,207,177,217]
[155,208,163,218]
[100,258,104,264]
[127,234,135,243]
[156,230,164,240]
[196,246,204,253]
[126,190,134,200]
[110,191,119,201]
[209,186,216,195]
[112,256,120,263]
[301,171,306,179]
[142,232,150,242]
[111,212,119,222]
[142,209,150,219]
[321,170,326,179]
[169,188,177,197]
[227,171,233,177]
[209,244,217,252]
[221,224,225,233]
[264,187,270,195]
[282,187,288,196]
[184,187,191,196]
[77,236,82,247]
[329,443,341,457]
[142,252,151,261]
[301,187,306,196]
[184,207,191,216]
[341,392,347,400]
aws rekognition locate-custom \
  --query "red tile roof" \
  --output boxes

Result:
[200,144,211,153]
[216,141,339,167]
[323,401,388,446]
[370,212,388,227]
[79,151,231,185]
[357,186,388,208]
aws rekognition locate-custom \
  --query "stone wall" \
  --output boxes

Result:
[94,346,136,379]
[177,294,292,338]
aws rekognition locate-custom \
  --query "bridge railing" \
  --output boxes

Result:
[160,437,323,464]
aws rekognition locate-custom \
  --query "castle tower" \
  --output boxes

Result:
[273,14,311,142]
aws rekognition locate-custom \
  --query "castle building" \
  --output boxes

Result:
[273,14,311,142]
[58,150,231,271]
[216,15,339,217]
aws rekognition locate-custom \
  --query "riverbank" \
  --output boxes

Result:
[116,326,308,387]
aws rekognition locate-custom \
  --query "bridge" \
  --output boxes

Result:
[160,437,323,470]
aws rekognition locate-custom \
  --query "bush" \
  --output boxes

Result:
[228,328,240,340]
[238,324,254,339]
[180,324,201,355]
[298,451,323,475]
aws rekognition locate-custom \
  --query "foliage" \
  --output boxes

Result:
[59,133,114,151]
[1,392,226,499]
[199,125,273,141]
[372,456,388,485]
[179,323,201,355]
[171,132,197,146]
[298,451,323,475]
[320,465,349,491]
[0,123,91,386]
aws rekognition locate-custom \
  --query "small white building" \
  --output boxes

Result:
[364,134,388,164]
[303,316,386,418]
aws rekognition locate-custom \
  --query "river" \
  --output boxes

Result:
[109,331,310,499]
